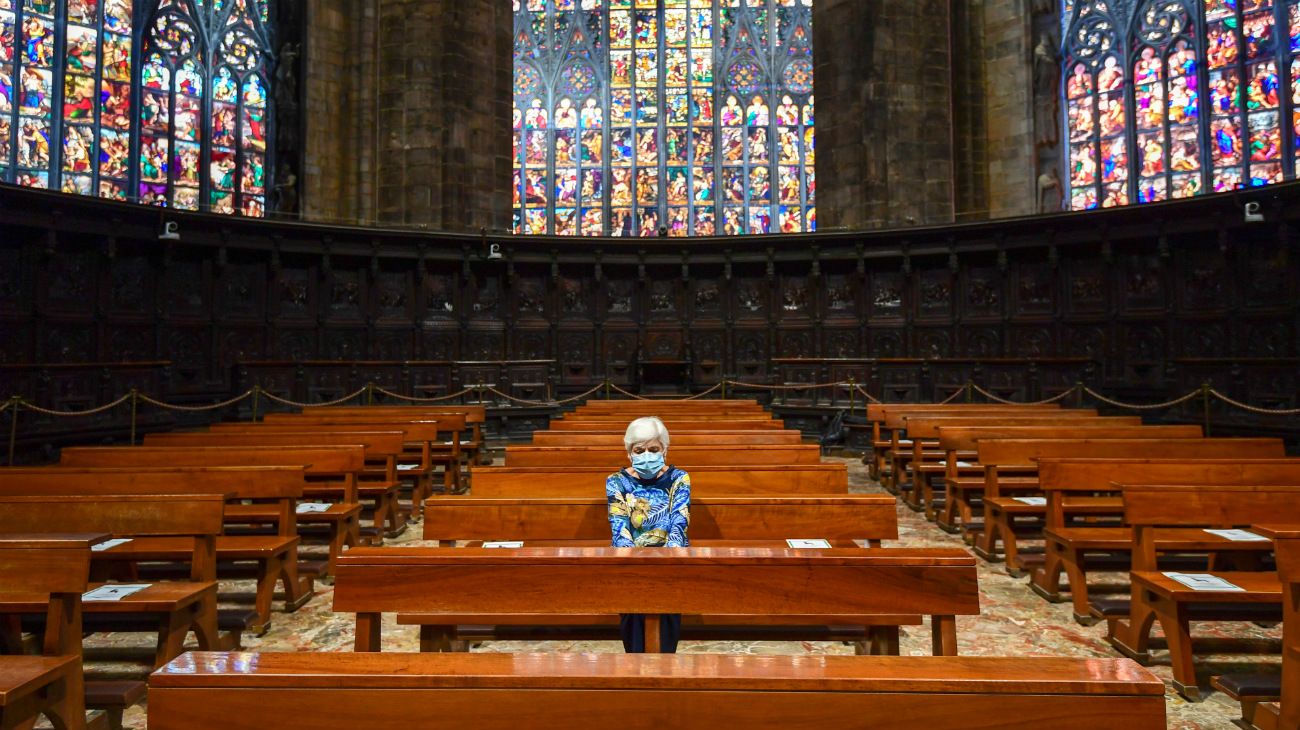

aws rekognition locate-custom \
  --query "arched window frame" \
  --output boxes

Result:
[513,0,814,238]
[0,0,274,216]
[1062,0,1300,209]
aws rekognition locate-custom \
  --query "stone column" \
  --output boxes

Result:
[815,0,956,229]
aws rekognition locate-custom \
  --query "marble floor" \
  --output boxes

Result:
[94,455,1272,729]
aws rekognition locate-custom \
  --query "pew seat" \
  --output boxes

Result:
[147,651,1166,730]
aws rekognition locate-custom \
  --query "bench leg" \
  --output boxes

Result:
[1029,539,1066,603]
[41,666,85,730]
[1002,516,1025,576]
[279,550,315,612]
[155,610,193,669]
[973,508,1003,564]
[938,486,961,531]
[1153,600,1201,701]
[354,613,382,652]
[930,615,958,656]
[643,614,662,653]
[1108,593,1157,664]
[857,626,900,656]
[1063,546,1099,624]
[251,556,279,635]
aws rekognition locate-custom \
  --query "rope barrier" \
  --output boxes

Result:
[486,382,605,407]
[1081,385,1202,411]
[17,392,134,417]
[1209,389,1300,416]
[970,382,1080,406]
[259,387,369,408]
[854,385,883,404]
[725,379,846,390]
[136,389,257,412]
[371,386,476,403]
[937,387,968,405]
[606,382,650,400]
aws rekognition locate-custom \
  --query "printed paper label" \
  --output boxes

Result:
[1203,529,1269,542]
[1014,497,1047,506]
[1163,572,1245,592]
[296,503,333,514]
[83,584,151,602]
[90,538,133,552]
[483,541,524,548]
[786,539,832,549]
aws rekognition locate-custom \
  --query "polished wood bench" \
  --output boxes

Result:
[504,443,821,467]
[549,418,786,431]
[470,464,848,497]
[335,546,979,655]
[313,405,487,464]
[882,408,1095,495]
[0,536,93,730]
[898,413,1130,516]
[1104,485,1300,700]
[143,430,406,536]
[59,445,366,577]
[1212,524,1300,730]
[262,413,467,493]
[0,466,316,633]
[864,403,1062,484]
[976,436,1284,574]
[147,651,1166,730]
[0,496,228,669]
[1031,458,1300,621]
[423,495,897,545]
[529,431,804,446]
[933,426,1210,538]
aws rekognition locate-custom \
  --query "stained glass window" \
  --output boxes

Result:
[1064,0,1300,209]
[0,0,272,216]
[513,0,814,237]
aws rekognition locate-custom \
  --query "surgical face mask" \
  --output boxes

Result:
[630,450,665,479]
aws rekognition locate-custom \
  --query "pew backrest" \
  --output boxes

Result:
[0,465,307,500]
[973,437,1284,467]
[503,444,821,467]
[424,495,898,542]
[939,425,1204,454]
[470,464,848,497]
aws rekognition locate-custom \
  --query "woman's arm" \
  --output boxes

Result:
[606,474,636,547]
[665,472,691,548]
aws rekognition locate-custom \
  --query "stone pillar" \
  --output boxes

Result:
[815,0,956,230]
[373,0,511,231]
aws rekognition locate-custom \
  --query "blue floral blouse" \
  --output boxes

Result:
[605,466,691,547]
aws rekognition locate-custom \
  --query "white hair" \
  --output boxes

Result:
[624,416,670,453]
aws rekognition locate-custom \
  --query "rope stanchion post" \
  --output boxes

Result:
[604,379,611,400]
[7,397,18,467]
[847,377,856,415]
[965,380,973,403]
[251,386,261,422]
[1201,382,1212,437]
[1075,381,1085,410]
[128,388,139,445]
[366,382,375,406]
[721,379,728,399]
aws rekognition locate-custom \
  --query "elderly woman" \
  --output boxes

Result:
[605,416,691,652]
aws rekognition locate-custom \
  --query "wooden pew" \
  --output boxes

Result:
[471,464,849,497]
[1032,458,1300,621]
[261,413,467,494]
[423,496,897,546]
[1220,525,1300,730]
[548,418,786,431]
[974,435,1284,574]
[881,407,1093,494]
[863,403,1063,484]
[335,546,980,656]
[503,444,821,467]
[899,413,1132,516]
[0,466,316,633]
[529,431,804,446]
[143,431,407,536]
[147,651,1167,730]
[59,446,366,577]
[0,536,92,730]
[412,495,906,653]
[1105,485,1300,700]
[313,405,488,465]
[932,425,1209,535]
[0,496,227,669]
